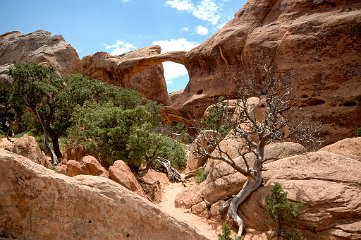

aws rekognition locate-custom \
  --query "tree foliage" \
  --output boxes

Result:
[3,63,186,170]
[67,102,186,170]
[265,183,303,239]
[218,223,241,240]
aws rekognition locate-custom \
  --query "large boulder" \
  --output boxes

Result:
[81,46,173,105]
[2,134,51,168]
[320,137,361,160]
[176,141,306,210]
[139,169,170,203]
[241,150,361,239]
[0,149,207,240]
[170,0,361,144]
[0,30,81,75]
[65,156,108,178]
[187,130,219,171]
[109,160,147,198]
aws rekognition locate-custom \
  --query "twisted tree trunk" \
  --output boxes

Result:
[228,171,262,236]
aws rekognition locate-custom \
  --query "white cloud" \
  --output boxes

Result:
[192,0,220,25]
[195,25,209,36]
[105,40,136,55]
[152,38,198,84]
[120,0,130,2]
[166,0,221,25]
[152,38,198,52]
[165,0,193,11]
[182,27,189,32]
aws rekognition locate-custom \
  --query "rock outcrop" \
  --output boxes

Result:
[242,150,361,239]
[139,169,170,203]
[109,160,147,198]
[320,137,361,160]
[1,134,51,168]
[64,156,109,178]
[0,149,207,240]
[170,0,361,143]
[176,138,361,239]
[176,141,306,212]
[81,47,186,105]
[0,30,81,75]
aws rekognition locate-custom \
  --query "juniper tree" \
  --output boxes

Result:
[265,182,303,239]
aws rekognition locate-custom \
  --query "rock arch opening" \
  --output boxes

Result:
[162,61,190,95]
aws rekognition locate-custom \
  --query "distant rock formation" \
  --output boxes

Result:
[0,30,186,105]
[0,149,208,240]
[0,30,81,75]
[170,0,361,143]
[81,46,186,105]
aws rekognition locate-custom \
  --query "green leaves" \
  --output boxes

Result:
[4,63,186,171]
[68,102,186,169]
[265,182,303,239]
[218,223,241,240]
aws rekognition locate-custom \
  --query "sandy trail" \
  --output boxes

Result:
[157,182,219,240]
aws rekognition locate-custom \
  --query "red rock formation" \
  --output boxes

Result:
[64,156,109,178]
[171,0,361,143]
[0,30,81,75]
[176,138,361,239]
[81,46,186,105]
[109,160,147,198]
[2,134,51,168]
[0,149,208,240]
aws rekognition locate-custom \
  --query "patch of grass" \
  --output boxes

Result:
[195,168,208,184]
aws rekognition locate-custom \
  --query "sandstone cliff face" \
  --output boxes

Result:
[172,0,361,143]
[0,30,81,75]
[0,149,207,240]
[82,46,176,105]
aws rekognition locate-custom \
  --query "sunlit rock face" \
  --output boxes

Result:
[170,0,361,144]
[0,30,81,76]
[81,46,183,105]
[0,149,208,240]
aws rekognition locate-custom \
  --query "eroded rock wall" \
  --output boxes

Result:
[172,0,361,143]
[81,46,173,105]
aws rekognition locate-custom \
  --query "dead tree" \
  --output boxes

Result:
[195,71,320,237]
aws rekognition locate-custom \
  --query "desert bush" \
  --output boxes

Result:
[218,223,241,240]
[195,168,209,183]
[265,182,303,240]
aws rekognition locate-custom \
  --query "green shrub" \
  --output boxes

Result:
[265,183,303,240]
[218,223,241,240]
[68,102,186,170]
[195,168,209,183]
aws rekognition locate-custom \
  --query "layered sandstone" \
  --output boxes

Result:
[171,0,361,143]
[242,150,361,239]
[0,149,207,240]
[81,46,186,105]
[176,138,361,239]
[0,30,81,75]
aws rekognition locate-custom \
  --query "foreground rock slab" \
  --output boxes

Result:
[0,150,208,240]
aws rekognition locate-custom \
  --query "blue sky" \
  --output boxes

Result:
[1,0,246,92]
